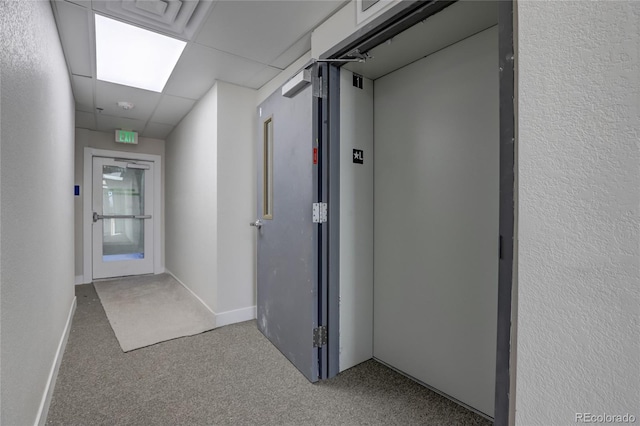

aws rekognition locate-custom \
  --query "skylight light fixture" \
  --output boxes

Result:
[95,15,186,92]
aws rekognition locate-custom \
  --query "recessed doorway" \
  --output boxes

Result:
[83,148,163,281]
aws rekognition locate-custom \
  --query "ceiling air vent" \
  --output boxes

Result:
[92,0,214,41]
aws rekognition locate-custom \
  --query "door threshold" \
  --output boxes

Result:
[91,272,156,283]
[373,357,494,422]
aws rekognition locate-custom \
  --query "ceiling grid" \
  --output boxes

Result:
[51,0,346,139]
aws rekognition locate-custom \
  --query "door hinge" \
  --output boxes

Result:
[313,75,324,98]
[313,326,327,347]
[312,202,328,223]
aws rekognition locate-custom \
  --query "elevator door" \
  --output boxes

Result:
[373,27,499,417]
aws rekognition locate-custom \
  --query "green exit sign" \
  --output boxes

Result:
[115,130,138,144]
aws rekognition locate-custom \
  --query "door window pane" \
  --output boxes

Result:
[102,165,145,261]
[263,118,274,219]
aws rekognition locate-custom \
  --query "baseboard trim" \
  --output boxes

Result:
[34,296,77,426]
[165,270,256,329]
[165,270,217,324]
[216,305,257,328]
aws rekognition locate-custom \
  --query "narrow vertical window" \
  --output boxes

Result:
[263,118,274,219]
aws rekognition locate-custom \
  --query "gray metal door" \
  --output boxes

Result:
[254,64,327,382]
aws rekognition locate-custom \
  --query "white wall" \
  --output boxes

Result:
[0,1,76,424]
[74,129,165,283]
[166,81,257,322]
[373,27,499,417]
[166,84,218,311]
[516,1,640,424]
[216,82,257,318]
[339,72,374,372]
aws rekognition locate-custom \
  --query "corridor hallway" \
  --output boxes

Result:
[3,1,639,425]
[47,285,490,425]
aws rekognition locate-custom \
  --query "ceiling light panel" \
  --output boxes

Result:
[95,14,186,92]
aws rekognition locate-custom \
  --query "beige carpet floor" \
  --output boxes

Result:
[46,284,492,425]
[94,273,216,352]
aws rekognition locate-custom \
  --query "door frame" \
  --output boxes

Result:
[82,148,163,283]
[315,62,341,379]
[319,0,516,424]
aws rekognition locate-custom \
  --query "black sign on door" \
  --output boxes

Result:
[353,149,364,164]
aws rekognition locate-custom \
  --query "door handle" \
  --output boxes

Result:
[250,220,263,229]
[93,212,152,223]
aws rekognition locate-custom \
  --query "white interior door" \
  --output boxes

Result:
[92,157,154,279]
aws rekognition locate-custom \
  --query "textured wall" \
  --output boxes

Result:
[516,1,640,424]
[165,84,218,311]
[0,1,76,424]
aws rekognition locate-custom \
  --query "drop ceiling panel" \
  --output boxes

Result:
[143,122,175,140]
[121,0,183,24]
[95,80,162,122]
[53,1,93,76]
[244,66,284,90]
[92,0,216,40]
[96,114,146,133]
[55,0,350,127]
[163,44,266,99]
[151,95,196,126]
[64,0,92,8]
[75,110,96,129]
[72,75,95,112]
[195,0,344,65]
[269,33,312,70]
[344,1,498,80]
